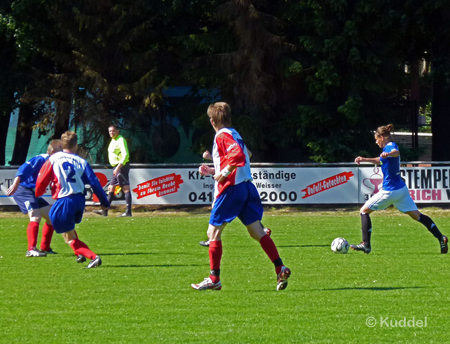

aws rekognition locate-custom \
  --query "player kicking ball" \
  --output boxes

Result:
[35,131,110,268]
[191,102,291,291]
[351,124,448,254]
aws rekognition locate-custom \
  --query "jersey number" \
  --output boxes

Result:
[62,162,76,183]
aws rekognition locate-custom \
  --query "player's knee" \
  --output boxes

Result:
[29,216,42,223]
[207,226,221,241]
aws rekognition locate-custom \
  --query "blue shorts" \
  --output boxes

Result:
[209,181,263,226]
[13,185,49,214]
[49,194,86,234]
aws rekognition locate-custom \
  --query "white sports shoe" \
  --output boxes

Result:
[26,249,47,257]
[191,277,222,290]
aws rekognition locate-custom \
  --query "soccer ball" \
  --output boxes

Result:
[331,237,349,254]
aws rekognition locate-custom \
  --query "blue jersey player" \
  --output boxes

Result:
[36,131,110,268]
[351,124,448,254]
[7,140,63,257]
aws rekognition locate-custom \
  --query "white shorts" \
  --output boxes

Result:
[364,185,418,213]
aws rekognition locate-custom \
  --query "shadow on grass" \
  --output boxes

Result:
[319,286,423,291]
[277,245,329,248]
[103,264,203,268]
[99,252,157,256]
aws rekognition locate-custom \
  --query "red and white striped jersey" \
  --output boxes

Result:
[212,128,252,198]
[35,151,109,206]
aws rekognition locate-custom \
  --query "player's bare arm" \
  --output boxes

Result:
[202,151,212,160]
[199,163,214,176]
[6,177,21,196]
[214,165,236,183]
[354,156,381,165]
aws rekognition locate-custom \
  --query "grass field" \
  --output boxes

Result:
[1,206,449,343]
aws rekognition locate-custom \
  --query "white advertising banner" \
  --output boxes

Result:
[359,166,450,204]
[125,167,359,205]
[1,166,449,205]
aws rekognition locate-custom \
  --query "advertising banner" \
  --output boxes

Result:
[359,166,450,204]
[1,165,449,205]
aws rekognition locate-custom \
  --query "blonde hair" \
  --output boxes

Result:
[47,140,62,154]
[207,102,232,127]
[61,131,78,150]
[375,124,394,138]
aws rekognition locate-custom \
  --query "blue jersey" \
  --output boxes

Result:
[16,154,49,189]
[380,142,405,191]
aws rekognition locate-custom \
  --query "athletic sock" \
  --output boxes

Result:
[361,213,372,247]
[27,222,39,250]
[260,234,283,274]
[107,192,113,206]
[125,191,132,215]
[69,239,97,260]
[209,241,222,283]
[418,214,443,240]
[40,223,54,251]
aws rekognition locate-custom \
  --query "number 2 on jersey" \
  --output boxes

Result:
[63,162,76,183]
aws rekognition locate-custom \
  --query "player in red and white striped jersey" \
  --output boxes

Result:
[36,131,110,268]
[191,102,291,291]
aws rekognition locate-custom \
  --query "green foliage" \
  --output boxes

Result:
[3,0,449,163]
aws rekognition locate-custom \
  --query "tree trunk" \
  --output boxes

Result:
[9,104,34,165]
[0,110,12,165]
[52,94,71,140]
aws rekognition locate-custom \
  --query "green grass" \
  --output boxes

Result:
[1,207,450,343]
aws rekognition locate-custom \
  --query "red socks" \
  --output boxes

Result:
[260,234,283,274]
[69,239,96,260]
[40,223,54,251]
[27,222,39,250]
[209,241,222,283]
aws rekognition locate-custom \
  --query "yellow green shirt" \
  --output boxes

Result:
[108,135,130,167]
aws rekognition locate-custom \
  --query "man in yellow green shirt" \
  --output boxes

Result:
[97,124,132,217]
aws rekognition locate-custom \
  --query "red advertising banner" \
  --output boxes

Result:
[132,173,184,199]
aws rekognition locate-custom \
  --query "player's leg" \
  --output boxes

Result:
[26,208,47,257]
[94,182,113,216]
[192,186,244,291]
[350,189,393,254]
[13,186,46,257]
[406,210,448,254]
[246,220,291,290]
[118,165,132,217]
[38,204,57,253]
[240,182,291,290]
[191,223,225,290]
[350,205,374,253]
[52,195,102,267]
[63,230,101,268]
[394,186,447,253]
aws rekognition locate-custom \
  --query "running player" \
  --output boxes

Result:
[191,102,291,291]
[7,140,63,257]
[35,131,110,268]
[351,123,448,254]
